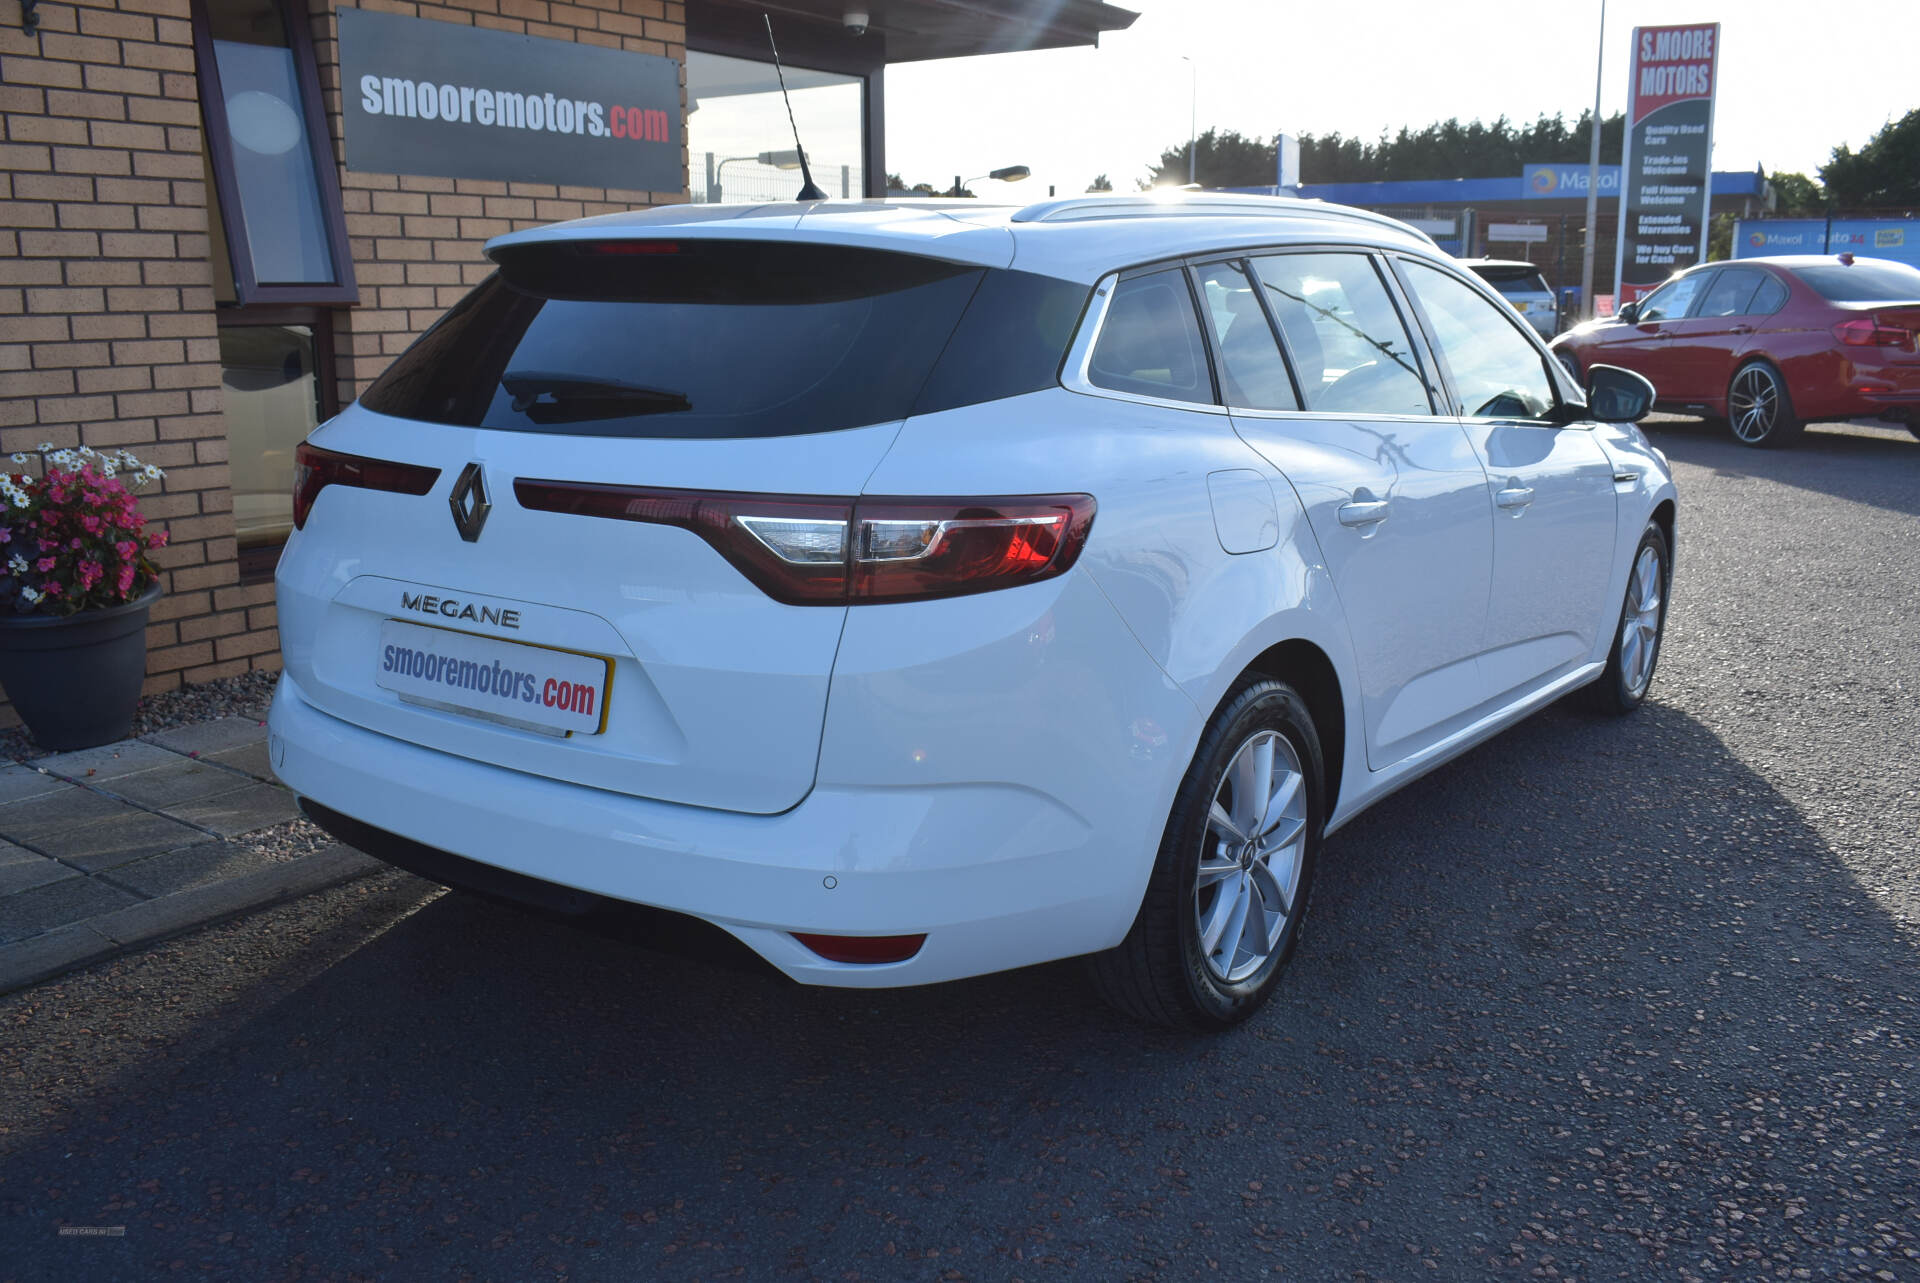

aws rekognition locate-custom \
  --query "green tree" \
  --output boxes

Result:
[1820,109,1920,207]
[1146,128,1277,188]
[1766,170,1825,216]
[1143,112,1627,187]
[1086,173,1113,193]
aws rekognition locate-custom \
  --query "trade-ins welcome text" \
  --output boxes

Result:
[358,75,669,142]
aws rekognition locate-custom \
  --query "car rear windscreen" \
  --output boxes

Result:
[1795,260,1920,303]
[357,240,1089,439]
[1473,266,1552,296]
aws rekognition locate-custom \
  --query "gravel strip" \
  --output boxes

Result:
[0,669,280,763]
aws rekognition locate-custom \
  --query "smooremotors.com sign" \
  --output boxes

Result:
[338,7,681,192]
[1614,23,1719,305]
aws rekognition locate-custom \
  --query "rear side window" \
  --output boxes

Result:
[1794,260,1920,302]
[1088,270,1214,404]
[1750,274,1789,313]
[1698,268,1763,317]
[358,241,1051,439]
[913,269,1089,415]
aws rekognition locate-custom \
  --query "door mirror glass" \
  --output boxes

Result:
[1585,364,1655,421]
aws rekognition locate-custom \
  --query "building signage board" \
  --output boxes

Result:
[1614,23,1720,304]
[1733,218,1918,269]
[1487,222,1549,244]
[337,7,683,192]
[1521,163,1622,199]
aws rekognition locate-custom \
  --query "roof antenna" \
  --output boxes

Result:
[764,14,827,201]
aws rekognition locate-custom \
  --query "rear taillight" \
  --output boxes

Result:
[513,480,1095,606]
[291,442,441,530]
[1833,317,1914,349]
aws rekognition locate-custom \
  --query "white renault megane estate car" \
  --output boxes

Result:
[271,193,1674,1029]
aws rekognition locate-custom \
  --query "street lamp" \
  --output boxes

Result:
[1179,55,1197,185]
[949,166,1030,197]
[709,149,804,203]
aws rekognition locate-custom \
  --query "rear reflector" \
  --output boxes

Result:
[514,479,1095,606]
[792,932,927,964]
[292,442,440,530]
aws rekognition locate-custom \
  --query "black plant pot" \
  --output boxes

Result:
[0,582,162,752]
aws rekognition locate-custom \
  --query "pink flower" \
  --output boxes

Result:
[115,540,136,560]
[80,515,102,535]
[116,563,135,595]
[77,560,102,589]
[43,581,60,596]
[34,557,54,573]
[145,530,167,549]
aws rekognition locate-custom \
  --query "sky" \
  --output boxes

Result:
[882,0,1920,200]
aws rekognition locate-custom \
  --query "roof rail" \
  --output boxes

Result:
[1009,193,1436,245]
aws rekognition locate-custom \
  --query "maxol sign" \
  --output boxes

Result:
[337,7,683,193]
[1521,164,1622,198]
[1734,219,1919,270]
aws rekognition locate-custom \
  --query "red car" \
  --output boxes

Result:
[1551,255,1920,447]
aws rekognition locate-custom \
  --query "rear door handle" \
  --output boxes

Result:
[1729,324,1753,334]
[1337,499,1391,528]
[1496,486,1535,510]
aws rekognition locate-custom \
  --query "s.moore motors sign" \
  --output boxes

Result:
[337,7,682,192]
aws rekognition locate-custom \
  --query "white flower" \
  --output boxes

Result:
[18,586,40,605]
[35,442,52,452]
[142,463,164,481]
[6,555,25,575]
[8,454,25,466]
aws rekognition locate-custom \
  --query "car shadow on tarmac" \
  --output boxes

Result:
[5,691,1918,1280]
[1646,414,1920,517]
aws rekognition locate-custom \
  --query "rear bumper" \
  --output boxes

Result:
[269,674,1150,987]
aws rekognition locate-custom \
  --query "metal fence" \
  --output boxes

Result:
[690,154,864,204]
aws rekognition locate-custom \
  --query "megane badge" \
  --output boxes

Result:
[449,462,491,542]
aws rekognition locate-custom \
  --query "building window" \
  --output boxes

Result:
[220,316,335,580]
[192,0,356,304]
[687,51,864,203]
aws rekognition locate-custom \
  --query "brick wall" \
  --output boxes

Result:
[0,0,686,725]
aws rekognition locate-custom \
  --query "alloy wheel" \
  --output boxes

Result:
[1621,544,1664,697]
[1194,729,1309,983]
[1729,365,1782,443]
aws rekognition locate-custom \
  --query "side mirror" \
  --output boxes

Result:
[1586,363,1655,422]
[1616,301,1641,325]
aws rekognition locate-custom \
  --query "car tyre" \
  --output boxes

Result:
[1554,351,1581,384]
[1584,522,1671,715]
[1726,360,1803,448]
[1088,678,1323,1031]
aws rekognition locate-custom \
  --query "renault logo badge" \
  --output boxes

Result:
[449,462,491,542]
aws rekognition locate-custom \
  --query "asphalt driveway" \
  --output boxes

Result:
[2,416,1916,1282]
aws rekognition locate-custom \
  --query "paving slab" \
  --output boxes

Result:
[38,810,208,873]
[0,873,142,946]
[0,849,81,897]
[105,756,260,809]
[144,717,269,757]
[109,841,286,899]
[204,741,275,783]
[0,786,132,847]
[166,783,300,837]
[31,739,180,783]
[0,765,70,806]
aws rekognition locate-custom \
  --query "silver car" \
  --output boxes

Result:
[1462,259,1560,338]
